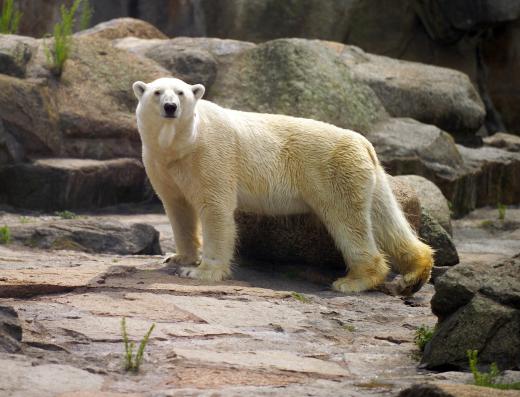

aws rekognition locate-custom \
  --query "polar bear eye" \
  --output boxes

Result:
[154,90,162,96]
[176,91,184,96]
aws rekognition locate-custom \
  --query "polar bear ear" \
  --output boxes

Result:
[133,81,147,100]
[191,84,205,100]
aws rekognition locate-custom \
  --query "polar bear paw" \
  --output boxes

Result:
[332,277,373,293]
[162,253,200,267]
[178,260,231,282]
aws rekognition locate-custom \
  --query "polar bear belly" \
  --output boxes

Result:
[237,184,310,216]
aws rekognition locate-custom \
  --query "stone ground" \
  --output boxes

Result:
[0,204,519,397]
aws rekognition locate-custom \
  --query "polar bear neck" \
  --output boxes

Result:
[144,112,199,161]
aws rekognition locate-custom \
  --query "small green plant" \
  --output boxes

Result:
[0,225,11,244]
[19,216,30,224]
[121,317,155,372]
[55,210,77,219]
[79,0,93,31]
[414,325,434,352]
[291,291,312,304]
[497,203,506,221]
[479,220,494,229]
[342,324,356,332]
[467,350,520,390]
[0,0,22,34]
[44,0,84,76]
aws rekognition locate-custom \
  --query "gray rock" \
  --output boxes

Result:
[10,219,161,255]
[0,158,148,211]
[0,34,37,78]
[422,254,520,370]
[396,175,452,235]
[332,44,485,137]
[483,132,520,152]
[419,211,459,267]
[0,306,21,353]
[76,17,168,40]
[0,120,25,165]
[209,38,388,134]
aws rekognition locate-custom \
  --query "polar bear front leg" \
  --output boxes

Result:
[163,198,201,267]
[178,202,235,282]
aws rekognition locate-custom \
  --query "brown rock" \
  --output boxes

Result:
[483,132,520,152]
[76,17,168,40]
[0,158,147,210]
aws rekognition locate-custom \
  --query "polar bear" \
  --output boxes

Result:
[133,77,433,294]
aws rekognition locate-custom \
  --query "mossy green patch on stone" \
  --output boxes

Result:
[209,38,387,133]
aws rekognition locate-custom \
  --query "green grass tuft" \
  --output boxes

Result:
[342,324,356,332]
[55,210,77,219]
[79,0,93,31]
[121,317,155,372]
[0,225,11,244]
[467,350,520,390]
[414,325,434,352]
[0,0,22,34]
[291,291,312,304]
[497,203,506,221]
[45,0,90,76]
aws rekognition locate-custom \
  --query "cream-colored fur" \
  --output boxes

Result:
[133,77,433,294]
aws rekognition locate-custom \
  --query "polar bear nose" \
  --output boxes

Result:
[164,103,177,116]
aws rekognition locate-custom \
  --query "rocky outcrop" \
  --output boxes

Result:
[422,254,520,370]
[326,43,485,139]
[397,175,452,235]
[0,35,38,78]
[208,38,388,134]
[484,132,520,152]
[0,158,147,210]
[10,219,162,255]
[76,17,168,40]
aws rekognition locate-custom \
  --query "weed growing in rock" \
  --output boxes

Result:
[497,203,506,221]
[121,317,156,372]
[44,0,84,76]
[467,350,520,390]
[79,0,93,31]
[0,0,22,34]
[291,291,312,303]
[0,225,11,244]
[414,325,434,351]
[342,324,356,332]
[19,216,30,224]
[55,210,77,219]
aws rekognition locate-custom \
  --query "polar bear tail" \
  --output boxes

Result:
[371,167,434,295]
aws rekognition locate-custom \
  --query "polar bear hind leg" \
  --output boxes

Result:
[371,168,434,295]
[306,164,390,293]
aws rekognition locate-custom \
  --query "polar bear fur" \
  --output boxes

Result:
[133,77,433,294]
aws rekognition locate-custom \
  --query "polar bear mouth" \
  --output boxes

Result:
[162,114,177,119]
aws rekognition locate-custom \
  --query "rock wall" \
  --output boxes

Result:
[4,0,520,135]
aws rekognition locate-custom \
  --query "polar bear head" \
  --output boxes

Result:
[133,77,205,123]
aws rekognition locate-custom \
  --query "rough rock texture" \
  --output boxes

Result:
[76,17,168,40]
[325,43,485,138]
[0,34,168,160]
[0,305,22,353]
[422,254,520,370]
[0,158,147,210]
[399,383,520,397]
[458,145,520,208]
[116,36,255,89]
[236,175,421,271]
[0,34,38,78]
[397,175,452,235]
[10,219,161,255]
[419,211,459,267]
[484,132,520,152]
[208,38,388,133]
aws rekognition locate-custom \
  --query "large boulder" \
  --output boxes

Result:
[0,33,168,161]
[10,219,162,255]
[76,17,168,40]
[325,43,485,138]
[396,175,452,234]
[208,38,388,134]
[0,35,38,78]
[422,254,520,370]
[115,36,255,89]
[0,158,147,211]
